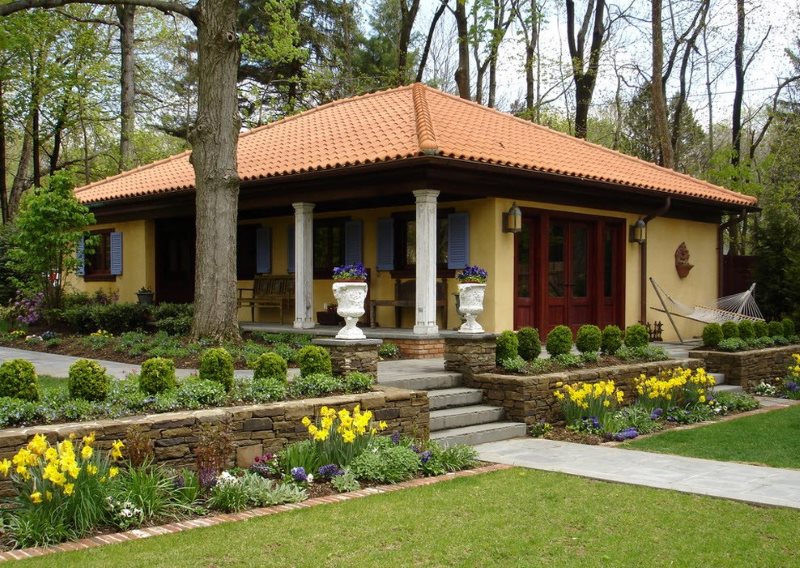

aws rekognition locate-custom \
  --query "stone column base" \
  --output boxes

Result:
[312,338,383,377]
[443,332,497,377]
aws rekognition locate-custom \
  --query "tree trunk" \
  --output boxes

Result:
[415,0,449,83]
[731,0,745,167]
[117,4,136,172]
[8,116,33,220]
[651,0,674,168]
[188,0,241,341]
[566,0,606,139]
[454,0,470,99]
[0,76,8,224]
[397,0,420,86]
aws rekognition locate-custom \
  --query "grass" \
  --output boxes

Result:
[625,404,800,468]
[38,375,68,395]
[16,468,800,567]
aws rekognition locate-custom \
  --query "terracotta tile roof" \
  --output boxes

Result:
[74,84,757,208]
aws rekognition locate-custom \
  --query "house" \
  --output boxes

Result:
[71,83,757,342]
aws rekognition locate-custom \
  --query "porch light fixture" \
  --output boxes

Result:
[503,203,522,233]
[629,218,647,244]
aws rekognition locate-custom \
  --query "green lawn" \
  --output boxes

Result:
[39,375,68,394]
[18,468,800,567]
[625,404,800,468]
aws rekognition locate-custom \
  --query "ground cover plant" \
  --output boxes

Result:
[11,467,800,567]
[624,403,800,469]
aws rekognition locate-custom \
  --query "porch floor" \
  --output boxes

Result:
[240,322,459,340]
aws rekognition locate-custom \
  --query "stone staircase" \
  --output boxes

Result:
[709,371,743,395]
[378,360,527,447]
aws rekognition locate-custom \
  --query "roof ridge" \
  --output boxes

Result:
[73,149,192,194]
[412,83,438,155]
[420,85,757,205]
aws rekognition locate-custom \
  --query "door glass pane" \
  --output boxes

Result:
[548,224,564,297]
[604,227,614,298]
[517,223,530,298]
[572,225,588,298]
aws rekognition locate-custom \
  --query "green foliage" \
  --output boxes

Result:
[341,371,374,393]
[499,355,527,373]
[6,173,96,309]
[545,325,573,356]
[782,318,796,338]
[748,336,774,349]
[67,359,110,401]
[737,320,755,341]
[251,352,288,383]
[553,353,583,368]
[207,476,249,513]
[0,359,40,401]
[107,463,190,526]
[331,469,360,493]
[152,303,194,336]
[495,330,519,362]
[580,352,600,364]
[616,345,669,362]
[61,302,150,335]
[278,440,322,475]
[377,342,400,358]
[199,348,234,392]
[350,441,419,484]
[753,320,769,338]
[175,378,226,408]
[287,373,342,398]
[718,338,748,352]
[575,325,602,353]
[623,324,649,348]
[236,377,287,403]
[713,391,760,412]
[601,325,623,355]
[753,198,800,323]
[768,321,785,338]
[517,327,541,360]
[720,321,739,339]
[139,357,177,395]
[240,473,307,507]
[296,345,332,377]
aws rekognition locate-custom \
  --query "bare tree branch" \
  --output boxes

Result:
[0,0,196,23]
[54,7,119,27]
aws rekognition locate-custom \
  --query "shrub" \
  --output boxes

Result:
[782,317,796,338]
[378,342,400,359]
[0,359,40,401]
[517,327,541,360]
[601,325,623,355]
[615,345,669,362]
[237,377,286,403]
[499,355,527,373]
[296,345,332,377]
[495,330,519,363]
[288,373,342,398]
[199,348,234,392]
[350,441,419,483]
[768,320,785,338]
[575,324,602,353]
[138,357,177,395]
[553,353,583,368]
[623,324,649,348]
[720,321,739,339]
[251,352,288,383]
[177,377,226,407]
[718,338,747,352]
[68,359,110,401]
[341,371,374,393]
[93,303,149,335]
[753,320,769,338]
[737,320,755,341]
[545,325,573,356]
[60,305,98,334]
[152,303,193,336]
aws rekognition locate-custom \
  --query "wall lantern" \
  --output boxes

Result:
[629,218,647,244]
[503,203,523,233]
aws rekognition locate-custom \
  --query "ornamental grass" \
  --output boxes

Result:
[634,367,716,411]
[552,380,624,425]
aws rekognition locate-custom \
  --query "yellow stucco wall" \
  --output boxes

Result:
[70,219,155,303]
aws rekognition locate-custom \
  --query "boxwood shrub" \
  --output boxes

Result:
[0,359,40,401]
[737,320,755,341]
[139,357,177,395]
[768,320,785,338]
[199,348,235,392]
[496,330,519,363]
[546,325,573,356]
[623,324,649,349]
[251,352,288,383]
[296,345,332,377]
[753,320,769,338]
[601,325,623,355]
[782,317,796,338]
[517,327,541,360]
[68,359,110,401]
[702,323,724,348]
[575,324,602,354]
[720,321,739,339]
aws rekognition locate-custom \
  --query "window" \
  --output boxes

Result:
[237,224,258,280]
[394,213,450,271]
[313,219,346,277]
[83,230,122,281]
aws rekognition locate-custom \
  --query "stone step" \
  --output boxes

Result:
[430,422,528,448]
[713,384,744,394]
[427,387,484,410]
[378,371,462,391]
[430,405,505,431]
[709,372,726,385]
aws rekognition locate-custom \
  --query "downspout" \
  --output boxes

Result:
[718,209,748,298]
[638,197,672,325]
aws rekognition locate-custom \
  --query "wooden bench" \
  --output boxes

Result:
[238,275,295,324]
[369,279,448,329]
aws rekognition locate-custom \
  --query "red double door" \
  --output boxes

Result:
[514,212,625,335]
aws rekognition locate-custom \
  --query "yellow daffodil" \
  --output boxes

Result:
[109,466,119,478]
[110,440,124,460]
[301,416,311,427]
[64,483,75,496]
[0,458,10,477]
[27,434,49,456]
[379,421,388,430]
[87,464,98,476]
[45,491,53,502]
[30,491,42,504]
[82,432,96,446]
[81,445,93,460]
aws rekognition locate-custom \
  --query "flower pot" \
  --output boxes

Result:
[333,281,368,340]
[457,282,486,333]
[136,292,154,306]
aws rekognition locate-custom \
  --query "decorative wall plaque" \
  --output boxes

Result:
[675,242,694,278]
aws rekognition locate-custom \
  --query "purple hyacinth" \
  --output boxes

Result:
[613,428,639,441]
[650,408,664,420]
[291,467,308,482]
[318,464,343,479]
[198,467,217,489]
[391,431,401,445]
[787,381,799,393]
[420,451,432,464]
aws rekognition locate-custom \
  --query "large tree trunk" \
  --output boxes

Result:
[117,4,136,172]
[454,0,470,99]
[8,116,33,220]
[0,76,8,224]
[397,0,420,86]
[188,0,241,341]
[731,0,745,167]
[651,0,674,168]
[566,0,606,139]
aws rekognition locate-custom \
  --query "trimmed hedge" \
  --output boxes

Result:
[0,359,39,401]
[68,359,110,401]
[199,348,235,392]
[575,325,602,354]
[623,324,649,349]
[546,325,573,356]
[496,331,519,363]
[601,325,623,355]
[517,327,541,360]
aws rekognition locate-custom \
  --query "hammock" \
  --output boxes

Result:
[649,277,764,343]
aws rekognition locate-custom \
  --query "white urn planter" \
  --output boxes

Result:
[333,281,368,340]
[457,282,486,333]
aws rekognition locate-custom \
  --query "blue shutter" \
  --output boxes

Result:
[256,227,271,274]
[376,218,395,271]
[110,231,123,275]
[447,212,469,269]
[76,237,85,276]
[344,219,363,265]
[287,224,295,273]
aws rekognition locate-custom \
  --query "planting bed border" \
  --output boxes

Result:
[0,463,510,562]
[689,344,800,391]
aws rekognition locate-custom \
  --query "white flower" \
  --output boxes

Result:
[217,471,238,486]
[306,474,314,484]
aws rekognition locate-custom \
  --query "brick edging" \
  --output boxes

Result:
[0,464,511,562]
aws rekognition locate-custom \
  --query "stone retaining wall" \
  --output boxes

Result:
[690,345,799,390]
[312,338,381,376]
[443,334,497,376]
[464,359,702,425]
[0,387,428,498]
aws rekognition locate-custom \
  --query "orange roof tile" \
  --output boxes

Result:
[74,83,757,208]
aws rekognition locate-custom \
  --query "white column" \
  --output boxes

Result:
[413,190,439,335]
[293,202,315,329]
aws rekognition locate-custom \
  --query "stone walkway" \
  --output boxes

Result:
[474,436,800,510]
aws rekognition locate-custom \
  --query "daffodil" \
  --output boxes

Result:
[64,483,75,496]
[27,434,49,456]
[111,440,124,460]
[109,466,119,478]
[30,491,42,504]
[0,458,10,477]
[81,445,93,460]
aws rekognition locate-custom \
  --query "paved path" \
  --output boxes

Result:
[475,437,800,510]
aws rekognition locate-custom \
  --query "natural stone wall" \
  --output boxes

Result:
[312,338,381,376]
[464,359,701,425]
[690,345,799,390]
[0,387,428,498]
[391,338,445,359]
[443,334,497,376]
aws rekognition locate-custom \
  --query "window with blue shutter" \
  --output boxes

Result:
[447,212,469,269]
[256,227,271,274]
[287,224,295,273]
[109,232,123,275]
[376,218,395,271]
[344,219,363,265]
[76,237,85,276]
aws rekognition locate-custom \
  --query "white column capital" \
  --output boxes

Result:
[413,190,440,204]
[292,202,315,214]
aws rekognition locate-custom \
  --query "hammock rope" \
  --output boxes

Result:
[650,277,765,325]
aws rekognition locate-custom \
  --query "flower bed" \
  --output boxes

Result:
[689,344,800,391]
